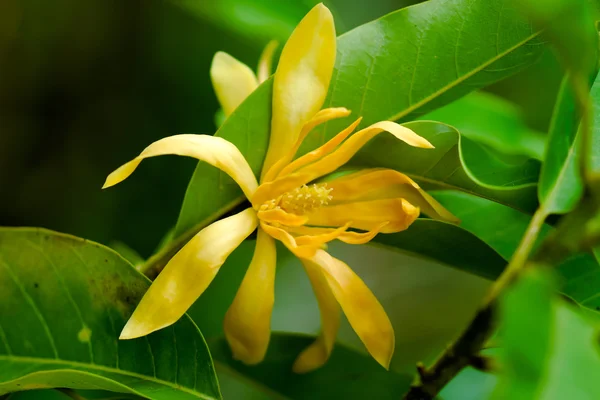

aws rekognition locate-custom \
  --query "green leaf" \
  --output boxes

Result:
[589,71,600,177]
[538,78,585,215]
[350,121,540,214]
[432,190,600,310]
[174,0,545,236]
[209,333,412,400]
[492,269,600,399]
[0,228,220,400]
[373,220,506,281]
[420,91,546,160]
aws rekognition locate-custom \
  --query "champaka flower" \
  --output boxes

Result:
[103,3,457,373]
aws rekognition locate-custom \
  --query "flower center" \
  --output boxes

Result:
[260,183,333,216]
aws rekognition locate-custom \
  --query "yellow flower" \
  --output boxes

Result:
[103,3,457,373]
[211,40,278,117]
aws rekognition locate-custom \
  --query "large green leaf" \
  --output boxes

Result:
[372,220,506,281]
[432,190,600,310]
[174,0,545,237]
[210,333,412,400]
[492,269,600,399]
[0,228,220,400]
[420,91,546,160]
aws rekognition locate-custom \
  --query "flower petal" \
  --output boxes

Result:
[103,134,258,199]
[307,250,395,369]
[224,228,276,364]
[293,258,341,373]
[257,208,309,227]
[120,208,258,339]
[261,3,336,178]
[260,222,319,258]
[257,40,279,84]
[276,117,362,179]
[253,121,431,206]
[307,198,419,233]
[285,222,387,245]
[210,51,259,116]
[326,168,459,223]
[263,111,357,182]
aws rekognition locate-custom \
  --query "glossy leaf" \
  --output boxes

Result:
[433,190,600,310]
[590,71,600,177]
[420,91,545,160]
[0,228,220,400]
[209,333,412,399]
[492,270,600,399]
[175,0,545,237]
[538,78,585,215]
[372,220,506,281]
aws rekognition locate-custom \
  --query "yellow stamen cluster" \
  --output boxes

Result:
[279,183,333,215]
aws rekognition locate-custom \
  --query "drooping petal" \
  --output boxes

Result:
[224,228,276,364]
[103,134,258,200]
[262,107,361,182]
[326,168,459,223]
[294,222,351,246]
[120,208,258,339]
[307,250,395,369]
[307,198,419,233]
[257,40,279,84]
[260,222,319,259]
[261,3,336,179]
[293,258,341,373]
[210,51,259,116]
[252,121,431,206]
[286,222,389,245]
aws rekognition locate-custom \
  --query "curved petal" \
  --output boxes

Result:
[257,40,279,84]
[260,222,319,259]
[210,51,259,116]
[261,3,336,179]
[307,198,419,233]
[253,121,431,206]
[120,208,258,339]
[224,228,276,364]
[293,258,341,373]
[262,108,352,182]
[257,208,308,227]
[326,168,459,223]
[308,250,395,369]
[103,134,258,199]
[285,222,387,245]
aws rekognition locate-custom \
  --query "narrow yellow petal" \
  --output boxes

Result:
[276,117,362,179]
[103,134,258,200]
[210,51,259,116]
[257,208,309,227]
[326,168,459,223]
[260,222,319,259]
[261,3,336,179]
[285,223,388,245]
[119,208,257,339]
[253,121,431,206]
[262,108,354,182]
[293,258,341,373]
[224,228,276,364]
[295,222,351,246]
[308,250,395,369]
[307,198,419,233]
[257,40,279,84]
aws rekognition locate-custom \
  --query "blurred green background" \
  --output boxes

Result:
[0,0,561,257]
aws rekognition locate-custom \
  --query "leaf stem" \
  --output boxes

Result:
[402,207,548,399]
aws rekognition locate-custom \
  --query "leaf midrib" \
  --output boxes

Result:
[0,355,217,400]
